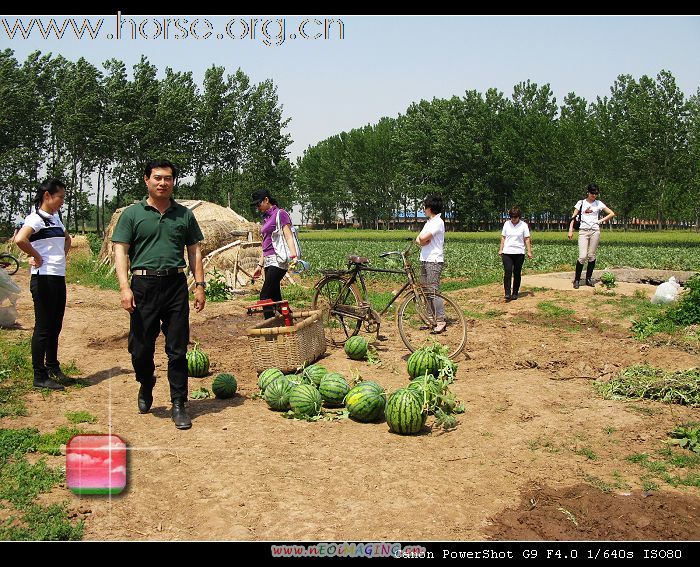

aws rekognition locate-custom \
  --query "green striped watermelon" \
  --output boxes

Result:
[264,377,294,411]
[407,349,439,379]
[302,364,329,387]
[289,384,323,417]
[319,372,350,407]
[345,381,386,422]
[258,368,284,392]
[386,388,427,435]
[211,373,237,399]
[187,344,210,377]
[344,335,369,360]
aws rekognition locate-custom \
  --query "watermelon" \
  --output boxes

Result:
[302,364,328,387]
[319,372,350,407]
[345,381,386,422]
[407,349,439,379]
[211,373,237,399]
[289,384,323,417]
[187,344,210,377]
[344,335,369,360]
[386,388,426,435]
[258,368,284,392]
[264,377,294,411]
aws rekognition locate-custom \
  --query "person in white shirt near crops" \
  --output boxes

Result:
[567,183,615,289]
[415,194,447,333]
[499,207,533,301]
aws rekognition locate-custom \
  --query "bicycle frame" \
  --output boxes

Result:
[323,246,420,319]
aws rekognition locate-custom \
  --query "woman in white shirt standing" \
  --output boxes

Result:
[15,178,73,390]
[567,183,615,289]
[499,207,533,301]
[415,194,446,333]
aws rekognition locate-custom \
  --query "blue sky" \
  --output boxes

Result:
[2,15,699,161]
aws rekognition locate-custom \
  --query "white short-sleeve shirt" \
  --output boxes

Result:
[501,220,530,255]
[23,211,67,276]
[419,214,445,262]
[575,199,607,231]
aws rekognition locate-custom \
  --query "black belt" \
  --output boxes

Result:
[131,267,185,276]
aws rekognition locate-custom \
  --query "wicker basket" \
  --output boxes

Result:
[247,310,326,373]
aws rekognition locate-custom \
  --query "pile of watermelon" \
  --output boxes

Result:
[385,344,464,435]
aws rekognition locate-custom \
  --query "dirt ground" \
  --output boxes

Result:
[2,267,699,541]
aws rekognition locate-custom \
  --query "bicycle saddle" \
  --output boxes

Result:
[348,255,369,264]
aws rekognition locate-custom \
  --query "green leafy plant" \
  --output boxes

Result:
[669,423,700,454]
[594,364,700,406]
[205,270,233,302]
[190,387,211,400]
[600,271,617,289]
[65,411,96,424]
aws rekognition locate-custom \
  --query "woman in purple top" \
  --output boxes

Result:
[251,189,299,318]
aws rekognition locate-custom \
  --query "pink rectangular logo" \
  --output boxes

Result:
[66,435,127,495]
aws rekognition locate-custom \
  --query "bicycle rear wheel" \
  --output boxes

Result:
[312,276,362,346]
[396,291,467,358]
[0,254,19,276]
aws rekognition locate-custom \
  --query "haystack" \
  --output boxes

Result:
[100,199,260,263]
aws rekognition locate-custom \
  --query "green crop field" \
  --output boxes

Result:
[299,230,700,284]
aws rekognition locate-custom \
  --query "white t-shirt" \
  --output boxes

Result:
[501,220,530,255]
[419,214,445,262]
[575,199,607,231]
[23,210,67,276]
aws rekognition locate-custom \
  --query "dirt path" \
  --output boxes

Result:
[2,270,699,541]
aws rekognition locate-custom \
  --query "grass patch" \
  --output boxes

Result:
[604,426,617,435]
[463,307,505,320]
[65,411,97,424]
[536,301,575,318]
[594,364,700,406]
[575,447,598,461]
[366,290,396,314]
[0,331,33,418]
[282,283,314,309]
[528,437,560,453]
[0,427,84,540]
[440,280,471,292]
[65,252,119,291]
[626,446,700,489]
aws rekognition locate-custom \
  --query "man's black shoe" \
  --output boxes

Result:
[585,278,595,287]
[138,378,156,414]
[171,399,192,430]
[505,294,511,301]
[573,280,580,289]
[511,292,519,300]
[33,377,65,390]
[48,367,76,386]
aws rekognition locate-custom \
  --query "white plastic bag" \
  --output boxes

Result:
[651,276,681,305]
[0,269,21,327]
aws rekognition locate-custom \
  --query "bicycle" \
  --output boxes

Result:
[311,242,467,358]
[0,252,19,276]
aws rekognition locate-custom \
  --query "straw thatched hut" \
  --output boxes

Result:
[100,199,260,264]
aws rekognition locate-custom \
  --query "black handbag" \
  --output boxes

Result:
[571,201,582,230]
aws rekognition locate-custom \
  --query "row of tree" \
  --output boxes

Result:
[1,50,698,233]
[0,49,292,234]
[296,71,700,230]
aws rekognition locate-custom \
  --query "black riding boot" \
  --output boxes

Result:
[573,261,584,289]
[585,260,596,287]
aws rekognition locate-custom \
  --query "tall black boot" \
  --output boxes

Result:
[573,261,584,289]
[585,260,596,287]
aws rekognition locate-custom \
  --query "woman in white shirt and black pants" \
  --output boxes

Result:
[499,207,533,301]
[567,183,615,289]
[14,178,73,390]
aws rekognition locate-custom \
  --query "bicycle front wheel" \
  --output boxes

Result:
[0,254,19,276]
[397,291,467,358]
[312,276,362,346]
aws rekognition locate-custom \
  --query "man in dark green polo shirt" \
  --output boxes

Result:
[112,159,206,430]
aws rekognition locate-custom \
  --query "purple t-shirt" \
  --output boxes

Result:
[260,206,292,257]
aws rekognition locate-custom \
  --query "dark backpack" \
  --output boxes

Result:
[571,200,583,230]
